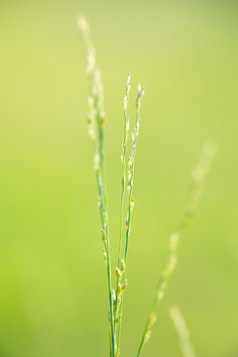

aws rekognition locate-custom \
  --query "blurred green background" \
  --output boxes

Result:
[0,0,238,356]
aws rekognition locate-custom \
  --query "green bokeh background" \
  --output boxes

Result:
[1,0,238,356]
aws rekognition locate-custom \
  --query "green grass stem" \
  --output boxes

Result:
[78,16,217,357]
[137,140,217,357]
[115,84,145,352]
[78,16,115,357]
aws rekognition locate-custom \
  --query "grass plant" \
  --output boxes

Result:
[78,16,217,357]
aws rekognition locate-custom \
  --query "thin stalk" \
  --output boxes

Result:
[115,84,145,350]
[114,74,131,330]
[125,84,145,264]
[117,72,131,272]
[137,139,217,357]
[78,16,115,356]
[113,73,132,354]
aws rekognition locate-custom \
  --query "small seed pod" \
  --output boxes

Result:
[169,233,179,251]
[168,254,177,273]
[101,227,106,241]
[99,111,106,125]
[112,290,116,310]
[132,130,136,143]
[115,313,122,325]
[128,170,132,182]
[121,279,127,292]
[144,330,151,343]
[87,96,94,107]
[115,267,122,281]
[117,295,121,307]
[86,112,93,124]
[102,248,107,264]
[117,282,122,295]
[125,215,129,228]
[130,197,135,212]
[97,196,101,209]
[149,312,156,327]
[123,96,127,110]
[126,71,131,87]
[128,160,132,171]
[157,290,164,301]
[93,154,99,171]
[120,259,126,273]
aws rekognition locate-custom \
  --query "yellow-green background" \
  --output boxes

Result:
[0,0,238,356]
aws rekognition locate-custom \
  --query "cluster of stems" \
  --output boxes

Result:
[78,16,115,353]
[78,16,145,357]
[78,16,217,357]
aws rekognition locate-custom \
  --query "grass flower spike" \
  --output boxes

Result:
[137,140,217,356]
[79,16,217,357]
[78,15,115,355]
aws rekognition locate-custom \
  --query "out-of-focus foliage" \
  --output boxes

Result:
[0,1,238,356]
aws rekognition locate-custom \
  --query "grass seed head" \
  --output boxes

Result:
[115,313,123,325]
[120,258,126,273]
[144,330,151,344]
[121,279,128,292]
[116,267,122,281]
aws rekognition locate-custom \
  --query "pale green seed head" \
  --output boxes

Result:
[144,330,151,343]
[116,267,122,281]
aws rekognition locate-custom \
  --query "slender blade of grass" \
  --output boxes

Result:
[78,16,115,357]
[137,140,217,357]
[115,84,145,353]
